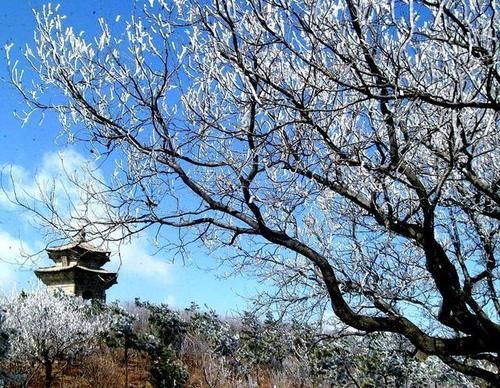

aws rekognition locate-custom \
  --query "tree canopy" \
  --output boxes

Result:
[7,0,500,383]
[1,287,108,387]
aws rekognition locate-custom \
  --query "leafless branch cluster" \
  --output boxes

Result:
[6,0,499,383]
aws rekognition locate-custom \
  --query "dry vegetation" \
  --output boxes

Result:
[1,297,479,387]
[2,349,325,388]
[4,349,149,388]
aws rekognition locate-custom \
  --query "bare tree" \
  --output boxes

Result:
[0,308,9,385]
[2,287,108,388]
[6,0,499,383]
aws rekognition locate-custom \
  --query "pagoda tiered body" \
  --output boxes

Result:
[35,240,117,301]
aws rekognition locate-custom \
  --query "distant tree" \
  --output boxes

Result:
[0,309,9,386]
[183,307,476,386]
[239,311,291,371]
[104,303,148,388]
[183,304,241,385]
[7,0,499,383]
[310,333,475,387]
[137,301,189,387]
[185,303,239,360]
[1,287,108,388]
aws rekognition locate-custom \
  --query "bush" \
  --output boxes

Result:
[1,287,109,388]
[137,301,189,388]
[0,309,9,386]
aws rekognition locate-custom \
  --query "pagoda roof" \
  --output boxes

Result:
[35,264,118,289]
[35,263,116,275]
[46,240,110,255]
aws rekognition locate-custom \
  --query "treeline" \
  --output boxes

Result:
[0,287,477,387]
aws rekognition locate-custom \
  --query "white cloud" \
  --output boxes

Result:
[0,230,35,292]
[1,148,117,242]
[0,261,17,292]
[0,149,104,222]
[111,237,173,285]
[1,149,90,199]
[1,149,176,290]
[0,164,29,210]
[165,294,176,306]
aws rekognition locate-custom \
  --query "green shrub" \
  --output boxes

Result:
[137,301,189,388]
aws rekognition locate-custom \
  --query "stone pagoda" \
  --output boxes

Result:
[35,239,117,302]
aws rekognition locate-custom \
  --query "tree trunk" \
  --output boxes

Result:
[124,339,129,388]
[43,359,53,388]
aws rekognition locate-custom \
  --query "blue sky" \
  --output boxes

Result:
[0,0,262,315]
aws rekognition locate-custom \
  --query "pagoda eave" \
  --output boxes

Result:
[35,265,117,288]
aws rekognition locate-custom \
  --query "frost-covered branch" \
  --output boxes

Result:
[7,0,500,383]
